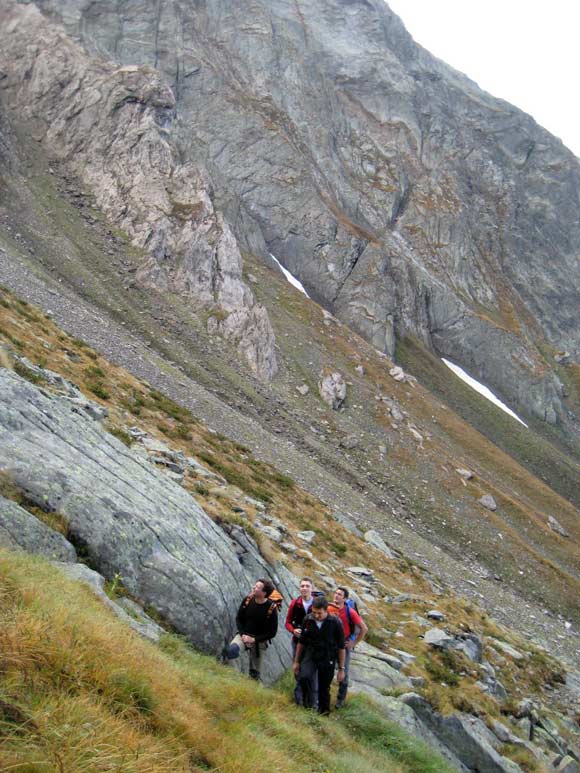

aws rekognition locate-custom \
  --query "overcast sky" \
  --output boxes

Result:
[386,0,580,157]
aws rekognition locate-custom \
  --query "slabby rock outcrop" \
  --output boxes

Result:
[0,3,277,381]
[0,370,290,682]
[17,0,579,432]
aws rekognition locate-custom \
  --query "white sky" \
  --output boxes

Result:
[441,358,528,427]
[386,0,580,157]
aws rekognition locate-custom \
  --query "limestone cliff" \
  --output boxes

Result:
[0,3,277,381]
[1,0,579,434]
[14,0,580,434]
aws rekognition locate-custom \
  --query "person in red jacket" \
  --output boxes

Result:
[285,577,316,705]
[328,586,367,708]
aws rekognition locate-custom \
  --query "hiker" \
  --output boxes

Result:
[293,596,345,715]
[329,586,368,708]
[285,576,317,705]
[223,578,279,681]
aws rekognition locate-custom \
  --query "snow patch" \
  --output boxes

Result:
[441,358,528,427]
[269,254,310,297]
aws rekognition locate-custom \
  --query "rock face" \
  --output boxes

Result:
[0,3,277,381]
[11,0,578,432]
[0,496,77,562]
[318,371,347,410]
[0,370,291,682]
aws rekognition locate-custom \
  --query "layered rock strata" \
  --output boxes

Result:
[17,0,579,431]
[0,369,290,682]
[0,3,277,381]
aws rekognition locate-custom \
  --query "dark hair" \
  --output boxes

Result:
[300,577,314,585]
[313,596,328,610]
[258,578,275,597]
[336,586,349,599]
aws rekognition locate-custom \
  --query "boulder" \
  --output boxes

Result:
[0,371,293,682]
[401,694,523,772]
[332,510,362,536]
[0,495,77,562]
[548,516,569,538]
[451,634,483,663]
[348,642,413,697]
[372,695,469,771]
[478,495,498,511]
[254,523,284,543]
[364,530,395,559]
[489,638,525,661]
[424,628,454,648]
[56,562,165,642]
[318,371,346,410]
[346,566,375,580]
[389,366,407,383]
[340,434,359,450]
[390,648,416,665]
[297,530,316,544]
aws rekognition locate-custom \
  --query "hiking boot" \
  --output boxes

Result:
[335,698,345,709]
[249,669,261,681]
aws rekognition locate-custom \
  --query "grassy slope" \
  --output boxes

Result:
[0,287,576,772]
[0,551,454,773]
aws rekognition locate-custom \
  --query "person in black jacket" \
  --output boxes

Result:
[293,596,345,714]
[223,578,278,681]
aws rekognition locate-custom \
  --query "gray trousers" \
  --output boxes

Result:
[229,633,268,678]
[337,645,352,701]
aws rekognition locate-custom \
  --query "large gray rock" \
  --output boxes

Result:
[348,641,413,697]
[401,693,523,772]
[364,529,395,559]
[15,0,579,433]
[371,694,469,771]
[56,562,166,642]
[318,371,347,410]
[0,495,77,562]
[0,370,291,682]
[0,3,277,381]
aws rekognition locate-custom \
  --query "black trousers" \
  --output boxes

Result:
[299,657,336,714]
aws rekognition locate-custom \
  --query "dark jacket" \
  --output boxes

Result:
[298,614,345,663]
[236,596,278,644]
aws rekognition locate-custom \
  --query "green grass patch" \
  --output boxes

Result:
[0,465,552,773]
[106,425,133,447]
[334,694,455,773]
[13,360,46,385]
[86,381,110,400]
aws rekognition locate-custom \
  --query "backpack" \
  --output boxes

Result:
[344,598,360,639]
[268,588,284,612]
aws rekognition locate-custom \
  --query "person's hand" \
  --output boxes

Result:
[293,627,302,638]
[346,640,355,650]
[241,634,255,646]
[337,668,345,683]
[293,661,300,676]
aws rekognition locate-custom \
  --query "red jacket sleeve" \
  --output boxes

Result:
[285,598,297,634]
